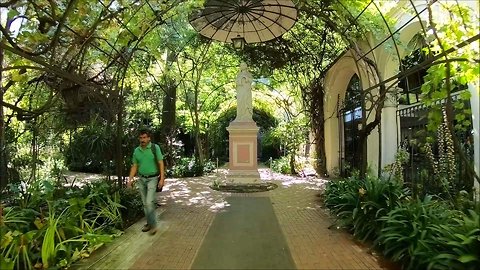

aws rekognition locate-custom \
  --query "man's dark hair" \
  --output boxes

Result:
[138,128,151,137]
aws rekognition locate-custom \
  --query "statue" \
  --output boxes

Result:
[235,62,253,122]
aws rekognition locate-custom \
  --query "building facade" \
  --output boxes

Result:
[322,1,479,193]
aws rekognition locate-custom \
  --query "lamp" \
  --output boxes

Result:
[231,35,246,50]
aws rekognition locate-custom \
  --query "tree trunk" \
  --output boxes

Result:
[159,77,177,167]
[193,109,204,166]
[194,131,204,165]
[289,153,296,175]
[358,131,368,178]
[310,79,328,176]
[30,119,38,183]
[314,129,328,176]
[115,96,124,187]
[0,46,6,189]
[114,51,132,187]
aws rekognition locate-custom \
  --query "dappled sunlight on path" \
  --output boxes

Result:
[159,176,231,212]
[74,168,392,270]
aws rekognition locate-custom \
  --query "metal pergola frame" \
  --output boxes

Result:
[0,0,478,184]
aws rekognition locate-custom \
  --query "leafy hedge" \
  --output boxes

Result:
[324,176,480,270]
[166,157,216,178]
[1,180,143,270]
[270,156,292,174]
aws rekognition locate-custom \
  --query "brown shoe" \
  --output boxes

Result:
[149,227,157,235]
[141,224,151,232]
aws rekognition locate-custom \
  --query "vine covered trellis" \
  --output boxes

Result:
[1,0,479,189]
[1,1,479,269]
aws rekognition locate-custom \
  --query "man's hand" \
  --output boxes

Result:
[158,175,165,189]
[128,165,137,188]
[127,177,135,188]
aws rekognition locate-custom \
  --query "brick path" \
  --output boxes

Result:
[76,169,391,270]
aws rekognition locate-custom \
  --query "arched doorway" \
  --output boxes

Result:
[339,74,363,176]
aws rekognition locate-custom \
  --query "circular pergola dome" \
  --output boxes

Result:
[189,0,298,44]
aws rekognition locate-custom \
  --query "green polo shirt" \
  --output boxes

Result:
[132,142,163,176]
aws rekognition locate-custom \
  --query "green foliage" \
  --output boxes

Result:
[420,3,478,134]
[167,157,215,178]
[376,196,460,269]
[65,123,114,173]
[324,176,364,229]
[272,118,307,153]
[324,176,406,239]
[0,208,37,270]
[270,156,292,175]
[384,146,410,183]
[421,110,474,198]
[116,188,143,229]
[352,177,406,242]
[324,175,479,270]
[270,116,309,174]
[1,179,139,269]
[260,129,282,162]
[333,0,393,42]
[65,119,138,175]
[428,210,480,270]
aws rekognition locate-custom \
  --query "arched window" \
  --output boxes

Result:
[340,74,363,175]
[343,74,362,112]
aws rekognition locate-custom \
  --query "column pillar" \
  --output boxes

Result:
[469,83,480,198]
[381,91,398,169]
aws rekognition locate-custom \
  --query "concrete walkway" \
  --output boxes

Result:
[74,168,394,270]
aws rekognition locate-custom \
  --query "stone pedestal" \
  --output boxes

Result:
[226,121,260,183]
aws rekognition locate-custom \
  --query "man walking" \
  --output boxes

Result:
[128,129,165,235]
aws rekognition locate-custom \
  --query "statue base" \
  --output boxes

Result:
[226,121,259,184]
[225,169,261,184]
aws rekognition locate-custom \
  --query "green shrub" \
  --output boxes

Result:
[352,176,406,242]
[0,179,140,269]
[428,210,480,270]
[203,160,216,174]
[324,176,364,230]
[261,129,282,162]
[166,157,215,177]
[324,176,406,240]
[65,124,113,173]
[376,196,458,269]
[324,175,479,270]
[65,122,134,174]
[271,156,291,174]
[116,187,143,229]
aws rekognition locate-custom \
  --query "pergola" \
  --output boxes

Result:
[0,0,479,188]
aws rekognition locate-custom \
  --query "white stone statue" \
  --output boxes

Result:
[235,62,253,122]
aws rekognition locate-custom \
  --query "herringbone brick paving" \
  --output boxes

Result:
[76,169,392,269]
